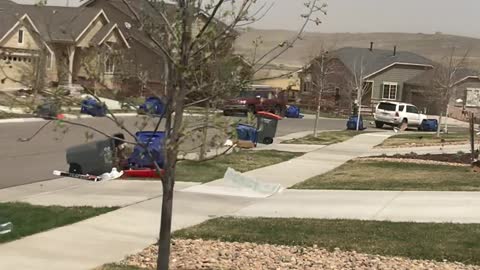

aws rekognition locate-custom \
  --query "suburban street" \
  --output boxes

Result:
[0,115,346,189]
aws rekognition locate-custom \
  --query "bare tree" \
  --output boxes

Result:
[346,57,371,130]
[16,1,327,269]
[432,48,469,136]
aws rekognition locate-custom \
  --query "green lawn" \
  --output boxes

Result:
[176,150,303,183]
[292,160,480,191]
[379,132,470,148]
[0,202,116,243]
[282,130,370,145]
[174,217,480,265]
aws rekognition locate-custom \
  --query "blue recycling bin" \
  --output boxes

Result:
[419,119,438,131]
[81,98,107,117]
[347,115,365,130]
[138,97,165,116]
[236,124,258,144]
[128,131,165,169]
[285,105,303,118]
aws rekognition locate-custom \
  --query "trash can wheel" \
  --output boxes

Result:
[263,137,274,145]
[69,163,83,174]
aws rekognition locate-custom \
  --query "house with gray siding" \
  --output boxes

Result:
[300,45,434,113]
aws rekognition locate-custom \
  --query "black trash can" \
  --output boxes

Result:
[66,136,122,175]
[35,100,60,119]
[256,111,283,145]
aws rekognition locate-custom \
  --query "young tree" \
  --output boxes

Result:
[17,1,327,269]
[432,48,469,136]
[346,57,370,131]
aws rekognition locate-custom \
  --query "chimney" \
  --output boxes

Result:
[393,45,397,56]
[369,42,374,51]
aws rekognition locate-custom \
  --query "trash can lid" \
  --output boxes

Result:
[256,111,283,120]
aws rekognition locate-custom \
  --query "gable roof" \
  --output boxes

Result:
[331,47,434,79]
[406,68,479,87]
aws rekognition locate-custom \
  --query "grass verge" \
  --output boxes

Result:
[292,160,480,191]
[0,202,117,243]
[176,150,303,183]
[379,132,469,148]
[174,217,480,265]
[282,130,370,145]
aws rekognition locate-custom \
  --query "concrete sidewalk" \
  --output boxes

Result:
[0,191,256,270]
[183,132,393,196]
[234,189,480,224]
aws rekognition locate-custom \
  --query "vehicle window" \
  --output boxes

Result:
[407,106,418,114]
[378,102,396,111]
[238,91,256,98]
[398,105,405,112]
[255,92,269,98]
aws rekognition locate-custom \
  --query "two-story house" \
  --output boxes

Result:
[300,45,434,113]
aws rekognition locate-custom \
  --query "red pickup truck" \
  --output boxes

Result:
[223,86,287,116]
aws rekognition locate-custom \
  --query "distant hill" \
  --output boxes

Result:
[235,29,480,68]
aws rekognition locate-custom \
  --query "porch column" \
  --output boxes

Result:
[67,45,76,85]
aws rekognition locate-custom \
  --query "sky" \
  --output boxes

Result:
[12,0,480,38]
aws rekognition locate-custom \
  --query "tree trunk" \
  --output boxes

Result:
[199,102,210,160]
[313,95,320,137]
[436,113,443,137]
[356,103,362,131]
[156,174,174,270]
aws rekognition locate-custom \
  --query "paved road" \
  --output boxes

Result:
[0,116,346,188]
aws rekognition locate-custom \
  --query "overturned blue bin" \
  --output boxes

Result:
[138,97,165,116]
[81,98,107,117]
[347,115,365,130]
[419,119,438,132]
[285,105,304,119]
[128,131,165,169]
[236,124,258,144]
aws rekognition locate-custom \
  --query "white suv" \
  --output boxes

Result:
[374,101,427,129]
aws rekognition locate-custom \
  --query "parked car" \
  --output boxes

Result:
[223,86,287,116]
[374,101,427,129]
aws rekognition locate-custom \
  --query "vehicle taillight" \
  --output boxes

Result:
[395,111,399,117]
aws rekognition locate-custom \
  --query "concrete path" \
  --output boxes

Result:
[183,132,393,196]
[0,177,199,207]
[233,190,480,224]
[0,191,256,270]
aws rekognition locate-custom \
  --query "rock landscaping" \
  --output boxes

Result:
[121,239,480,270]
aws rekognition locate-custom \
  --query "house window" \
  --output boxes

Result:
[104,56,115,74]
[466,88,480,107]
[382,82,398,100]
[18,30,24,44]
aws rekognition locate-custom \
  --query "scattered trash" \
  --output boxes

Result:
[53,168,123,182]
[123,169,164,179]
[0,221,12,235]
[224,139,234,147]
[223,167,283,196]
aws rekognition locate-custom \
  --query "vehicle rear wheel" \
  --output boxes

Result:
[375,121,384,128]
[248,105,256,115]
[399,119,408,130]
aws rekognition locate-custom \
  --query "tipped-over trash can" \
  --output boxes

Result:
[66,137,118,175]
[128,131,165,169]
[256,111,282,145]
[347,115,365,130]
[419,119,438,131]
[35,100,60,119]
[236,124,258,144]
[81,98,107,117]
[138,97,165,116]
